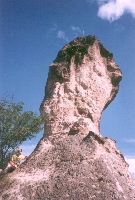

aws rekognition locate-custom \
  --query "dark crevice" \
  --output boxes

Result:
[83,131,105,145]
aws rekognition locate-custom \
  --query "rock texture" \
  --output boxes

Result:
[41,35,122,137]
[0,35,135,200]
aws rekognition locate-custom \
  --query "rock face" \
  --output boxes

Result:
[1,35,135,200]
[40,35,122,137]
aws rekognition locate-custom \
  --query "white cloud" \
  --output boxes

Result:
[125,158,135,177]
[86,0,96,3]
[71,26,82,33]
[48,24,57,33]
[49,24,57,32]
[57,31,69,42]
[97,0,135,21]
[123,138,135,143]
[127,139,135,143]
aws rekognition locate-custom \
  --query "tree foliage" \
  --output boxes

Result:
[0,98,48,169]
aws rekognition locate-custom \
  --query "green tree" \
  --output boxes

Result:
[0,98,47,170]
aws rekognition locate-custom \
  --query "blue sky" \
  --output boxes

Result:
[0,0,135,176]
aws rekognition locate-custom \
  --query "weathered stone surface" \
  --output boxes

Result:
[1,133,135,199]
[40,35,122,137]
[0,35,135,200]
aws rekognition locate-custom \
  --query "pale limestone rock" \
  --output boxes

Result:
[40,36,122,137]
[1,36,135,200]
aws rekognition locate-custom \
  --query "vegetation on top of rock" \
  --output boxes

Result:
[99,43,113,59]
[71,35,96,46]
[49,35,113,82]
[49,65,64,81]
[54,35,96,64]
[54,35,113,64]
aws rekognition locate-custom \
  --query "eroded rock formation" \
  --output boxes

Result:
[0,35,135,200]
[40,36,122,137]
